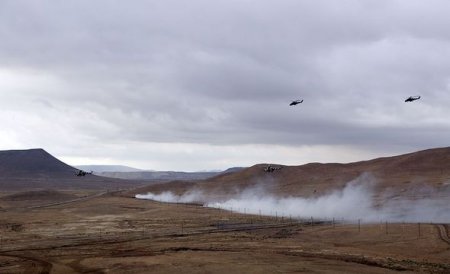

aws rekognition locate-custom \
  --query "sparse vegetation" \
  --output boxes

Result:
[0,191,448,273]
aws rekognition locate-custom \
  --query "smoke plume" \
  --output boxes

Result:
[136,174,450,223]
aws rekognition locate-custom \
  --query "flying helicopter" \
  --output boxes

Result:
[405,96,421,102]
[264,165,282,173]
[289,99,303,106]
[76,170,93,177]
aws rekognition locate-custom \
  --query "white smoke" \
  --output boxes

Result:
[135,174,450,223]
[135,190,204,203]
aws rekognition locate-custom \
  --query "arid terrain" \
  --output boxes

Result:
[0,190,449,274]
[0,148,449,273]
[133,147,450,201]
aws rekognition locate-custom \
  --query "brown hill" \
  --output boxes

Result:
[0,149,144,190]
[132,147,450,200]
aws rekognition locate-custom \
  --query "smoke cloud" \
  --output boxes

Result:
[136,174,450,223]
[135,190,205,204]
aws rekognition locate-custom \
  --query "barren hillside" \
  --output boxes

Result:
[133,147,450,200]
[0,149,144,190]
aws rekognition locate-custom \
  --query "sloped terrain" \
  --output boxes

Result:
[132,147,450,200]
[0,149,144,190]
[0,149,77,178]
[0,148,448,273]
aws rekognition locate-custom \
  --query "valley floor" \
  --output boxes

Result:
[0,191,449,273]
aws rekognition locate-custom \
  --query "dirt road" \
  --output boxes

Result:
[436,224,450,245]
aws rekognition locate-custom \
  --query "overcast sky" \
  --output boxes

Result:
[1,0,450,171]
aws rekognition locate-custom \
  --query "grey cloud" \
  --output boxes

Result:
[1,0,450,169]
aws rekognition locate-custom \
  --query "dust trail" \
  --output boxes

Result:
[135,174,450,223]
[135,190,204,204]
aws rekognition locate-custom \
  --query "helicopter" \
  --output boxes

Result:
[264,165,282,173]
[289,99,303,106]
[405,96,421,102]
[76,170,93,176]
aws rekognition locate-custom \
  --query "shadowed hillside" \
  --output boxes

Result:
[0,149,144,190]
[0,149,77,177]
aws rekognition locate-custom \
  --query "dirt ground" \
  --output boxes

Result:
[0,191,449,273]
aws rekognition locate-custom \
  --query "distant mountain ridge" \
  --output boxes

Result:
[98,171,216,181]
[75,165,143,173]
[96,167,245,181]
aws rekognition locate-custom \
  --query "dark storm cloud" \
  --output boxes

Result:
[1,0,450,169]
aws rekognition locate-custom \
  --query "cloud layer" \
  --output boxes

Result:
[1,1,450,169]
